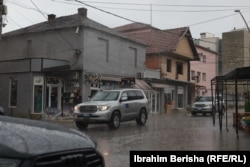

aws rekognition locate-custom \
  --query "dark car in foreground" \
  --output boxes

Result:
[0,106,4,115]
[0,116,105,167]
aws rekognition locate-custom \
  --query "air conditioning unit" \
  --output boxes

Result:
[137,72,144,79]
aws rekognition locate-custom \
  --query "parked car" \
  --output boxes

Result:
[0,116,105,166]
[191,95,225,116]
[0,106,4,115]
[74,89,149,130]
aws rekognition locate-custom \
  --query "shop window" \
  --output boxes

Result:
[34,85,43,113]
[9,79,18,107]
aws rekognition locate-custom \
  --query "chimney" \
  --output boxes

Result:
[78,8,87,18]
[48,14,56,21]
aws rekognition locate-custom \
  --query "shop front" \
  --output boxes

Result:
[32,70,82,119]
[148,79,190,113]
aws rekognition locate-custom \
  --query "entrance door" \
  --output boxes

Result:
[46,84,61,109]
[177,86,184,108]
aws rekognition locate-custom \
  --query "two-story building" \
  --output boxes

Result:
[0,8,148,118]
[114,23,199,112]
[190,45,217,98]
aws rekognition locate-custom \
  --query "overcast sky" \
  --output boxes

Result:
[2,0,250,38]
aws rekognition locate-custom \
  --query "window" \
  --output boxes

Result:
[9,79,18,107]
[199,53,203,62]
[129,47,137,68]
[176,62,183,75]
[203,55,206,63]
[191,70,195,77]
[167,59,172,72]
[197,72,201,83]
[98,38,109,62]
[34,85,43,113]
[128,91,137,100]
[135,90,144,99]
[202,73,206,81]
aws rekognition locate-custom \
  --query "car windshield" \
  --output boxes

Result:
[197,96,212,102]
[91,91,120,101]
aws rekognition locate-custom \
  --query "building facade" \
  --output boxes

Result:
[222,29,250,75]
[0,8,149,118]
[115,23,199,112]
[190,45,217,98]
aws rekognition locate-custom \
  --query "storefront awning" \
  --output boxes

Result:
[195,84,206,90]
[100,76,121,82]
[134,79,154,91]
[42,59,71,72]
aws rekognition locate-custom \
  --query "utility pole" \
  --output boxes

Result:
[235,10,250,34]
[0,0,7,40]
[235,10,250,66]
[0,0,3,39]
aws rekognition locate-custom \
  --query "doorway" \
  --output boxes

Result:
[46,80,62,109]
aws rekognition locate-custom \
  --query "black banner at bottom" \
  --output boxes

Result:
[130,151,249,167]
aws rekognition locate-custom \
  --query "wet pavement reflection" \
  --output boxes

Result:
[54,110,250,167]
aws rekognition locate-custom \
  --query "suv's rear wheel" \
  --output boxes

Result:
[75,121,89,130]
[108,111,120,129]
[136,109,147,126]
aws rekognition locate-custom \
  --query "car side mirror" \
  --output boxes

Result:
[120,96,128,102]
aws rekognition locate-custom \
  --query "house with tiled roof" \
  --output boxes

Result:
[0,8,149,118]
[115,23,199,112]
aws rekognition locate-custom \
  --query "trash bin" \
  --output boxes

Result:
[245,101,250,112]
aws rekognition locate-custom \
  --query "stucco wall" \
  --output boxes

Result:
[0,28,84,70]
[190,46,217,96]
[222,30,249,75]
[83,28,146,77]
[0,73,33,118]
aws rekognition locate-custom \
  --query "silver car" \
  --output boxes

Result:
[191,96,225,116]
[74,89,149,130]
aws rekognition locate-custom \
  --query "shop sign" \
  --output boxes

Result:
[85,73,101,84]
[34,76,44,85]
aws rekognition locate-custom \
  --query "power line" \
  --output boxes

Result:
[30,0,47,19]
[67,0,250,8]
[4,0,250,57]
[74,0,137,23]
[54,0,250,13]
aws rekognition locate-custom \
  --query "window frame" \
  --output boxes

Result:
[176,62,183,75]
[9,79,18,108]
[98,38,109,62]
[167,59,172,72]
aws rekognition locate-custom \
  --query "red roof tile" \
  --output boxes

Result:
[114,23,191,54]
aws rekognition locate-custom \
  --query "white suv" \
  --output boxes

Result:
[74,89,149,130]
[191,96,225,116]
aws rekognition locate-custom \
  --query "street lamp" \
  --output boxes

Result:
[234,10,250,34]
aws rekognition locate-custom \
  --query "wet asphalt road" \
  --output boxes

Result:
[51,110,250,167]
